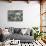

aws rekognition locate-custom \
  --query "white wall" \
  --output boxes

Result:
[0,1,40,28]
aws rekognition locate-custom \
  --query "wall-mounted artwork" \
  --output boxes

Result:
[8,10,23,21]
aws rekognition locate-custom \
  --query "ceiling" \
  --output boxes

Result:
[0,0,45,4]
[0,0,40,1]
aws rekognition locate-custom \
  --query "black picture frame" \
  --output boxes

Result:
[8,10,23,21]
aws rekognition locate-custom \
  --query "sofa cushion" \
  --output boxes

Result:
[21,28,27,35]
[8,27,14,34]
[9,33,34,43]
[14,28,21,33]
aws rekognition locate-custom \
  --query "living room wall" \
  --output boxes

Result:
[0,1,40,28]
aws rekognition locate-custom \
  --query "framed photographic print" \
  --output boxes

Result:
[8,10,23,21]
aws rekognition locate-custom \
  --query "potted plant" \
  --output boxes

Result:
[32,27,38,40]
[32,27,43,40]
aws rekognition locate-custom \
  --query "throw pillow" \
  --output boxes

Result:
[14,28,21,33]
[21,28,27,35]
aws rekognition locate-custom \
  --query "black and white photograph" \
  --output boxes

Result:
[8,10,23,21]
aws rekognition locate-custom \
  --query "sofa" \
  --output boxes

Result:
[7,27,34,43]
